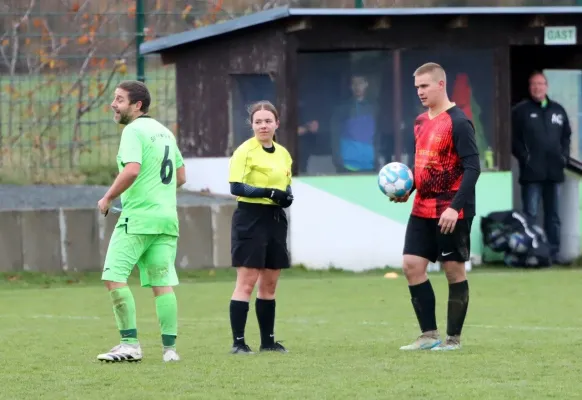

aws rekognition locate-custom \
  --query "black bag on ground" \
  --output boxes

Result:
[481,210,552,268]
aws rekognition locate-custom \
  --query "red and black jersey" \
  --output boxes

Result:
[412,105,479,219]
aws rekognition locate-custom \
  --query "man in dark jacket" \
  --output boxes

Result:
[511,71,572,262]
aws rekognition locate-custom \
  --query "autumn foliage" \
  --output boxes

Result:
[0,0,222,184]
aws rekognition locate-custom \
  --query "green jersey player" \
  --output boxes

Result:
[96,80,186,363]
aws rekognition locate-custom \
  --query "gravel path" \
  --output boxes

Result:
[0,184,235,210]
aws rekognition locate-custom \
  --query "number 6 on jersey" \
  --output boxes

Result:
[160,145,174,185]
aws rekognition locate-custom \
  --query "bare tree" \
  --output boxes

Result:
[0,0,134,174]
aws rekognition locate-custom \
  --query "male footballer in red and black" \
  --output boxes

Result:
[391,63,481,351]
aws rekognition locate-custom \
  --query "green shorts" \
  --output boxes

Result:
[102,225,179,288]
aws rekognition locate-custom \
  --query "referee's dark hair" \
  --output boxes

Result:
[117,80,151,113]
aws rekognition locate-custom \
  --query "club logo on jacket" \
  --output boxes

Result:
[551,113,564,126]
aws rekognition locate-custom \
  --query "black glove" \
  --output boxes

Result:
[267,188,294,208]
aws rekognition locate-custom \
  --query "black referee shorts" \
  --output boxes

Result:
[403,215,473,264]
[231,202,290,269]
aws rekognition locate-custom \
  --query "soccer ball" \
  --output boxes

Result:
[486,227,509,252]
[378,162,414,199]
[508,231,531,254]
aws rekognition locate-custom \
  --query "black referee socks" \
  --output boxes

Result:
[229,300,249,345]
[256,298,276,347]
[447,280,469,337]
[409,280,438,333]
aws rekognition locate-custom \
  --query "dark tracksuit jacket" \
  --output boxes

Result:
[511,97,572,184]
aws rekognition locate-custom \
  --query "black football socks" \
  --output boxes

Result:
[229,300,249,345]
[447,280,469,337]
[255,298,276,347]
[409,280,438,334]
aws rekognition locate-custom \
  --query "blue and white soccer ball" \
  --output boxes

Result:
[508,231,531,254]
[486,227,509,252]
[378,162,414,199]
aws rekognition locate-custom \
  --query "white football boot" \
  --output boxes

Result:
[97,343,143,362]
[162,347,181,362]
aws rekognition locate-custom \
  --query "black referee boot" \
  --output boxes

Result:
[259,341,288,353]
[230,343,254,354]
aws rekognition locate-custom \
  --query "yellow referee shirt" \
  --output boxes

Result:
[228,137,292,205]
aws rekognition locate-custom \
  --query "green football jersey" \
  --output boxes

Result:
[115,115,184,236]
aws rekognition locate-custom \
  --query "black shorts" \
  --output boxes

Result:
[231,202,290,269]
[403,215,473,263]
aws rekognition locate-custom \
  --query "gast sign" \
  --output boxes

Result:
[544,26,577,45]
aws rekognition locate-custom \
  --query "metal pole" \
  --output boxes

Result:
[136,0,145,83]
[355,0,364,8]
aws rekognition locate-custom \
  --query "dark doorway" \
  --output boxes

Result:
[510,45,582,107]
[509,44,582,213]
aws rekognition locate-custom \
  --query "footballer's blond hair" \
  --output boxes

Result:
[413,62,447,83]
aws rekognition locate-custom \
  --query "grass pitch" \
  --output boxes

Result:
[1,267,581,399]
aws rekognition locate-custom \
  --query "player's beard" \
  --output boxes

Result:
[115,111,132,125]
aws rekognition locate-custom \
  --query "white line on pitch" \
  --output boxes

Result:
[465,324,580,332]
[0,314,579,332]
[0,314,329,325]
[358,321,582,331]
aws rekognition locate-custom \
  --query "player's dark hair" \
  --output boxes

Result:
[117,80,151,113]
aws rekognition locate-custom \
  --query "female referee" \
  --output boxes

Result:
[227,100,293,355]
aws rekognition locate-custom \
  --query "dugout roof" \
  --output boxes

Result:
[140,6,582,56]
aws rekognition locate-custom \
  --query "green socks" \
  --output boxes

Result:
[156,292,178,348]
[110,288,177,348]
[110,287,138,345]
